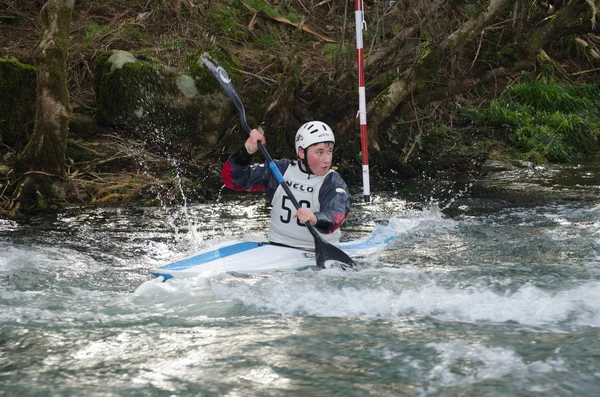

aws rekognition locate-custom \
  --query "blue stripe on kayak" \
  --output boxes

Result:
[340,233,398,250]
[159,242,263,271]
[152,272,174,281]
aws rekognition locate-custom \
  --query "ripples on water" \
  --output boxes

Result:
[1,179,600,395]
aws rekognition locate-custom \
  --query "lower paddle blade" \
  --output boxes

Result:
[314,238,355,270]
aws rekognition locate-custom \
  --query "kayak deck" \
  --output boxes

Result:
[152,225,399,280]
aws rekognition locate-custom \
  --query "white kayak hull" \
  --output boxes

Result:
[152,225,398,280]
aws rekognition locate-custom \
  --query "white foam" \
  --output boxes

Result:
[209,271,600,328]
[418,340,567,395]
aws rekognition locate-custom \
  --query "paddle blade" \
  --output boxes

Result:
[199,53,251,134]
[314,238,355,270]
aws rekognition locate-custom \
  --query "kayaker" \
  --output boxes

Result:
[221,121,352,250]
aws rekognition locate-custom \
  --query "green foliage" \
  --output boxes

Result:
[368,72,398,93]
[322,43,351,62]
[122,23,151,43]
[83,21,110,47]
[206,1,246,40]
[241,0,302,22]
[36,192,48,210]
[204,0,304,43]
[503,82,598,114]
[432,124,455,137]
[415,30,431,63]
[458,81,600,163]
[464,3,480,19]
[158,36,187,51]
[402,132,423,158]
[385,120,400,145]
[256,33,280,50]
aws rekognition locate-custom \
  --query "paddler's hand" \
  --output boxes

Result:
[294,207,317,225]
[244,128,265,154]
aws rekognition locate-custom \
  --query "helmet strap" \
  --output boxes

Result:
[298,147,314,175]
[302,156,313,175]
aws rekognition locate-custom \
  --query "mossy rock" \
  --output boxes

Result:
[95,50,232,151]
[95,50,177,130]
[69,113,104,139]
[0,58,36,150]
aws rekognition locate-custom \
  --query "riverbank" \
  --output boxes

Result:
[1,1,599,214]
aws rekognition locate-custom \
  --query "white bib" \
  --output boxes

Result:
[268,163,341,249]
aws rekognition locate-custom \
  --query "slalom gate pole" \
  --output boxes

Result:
[355,0,370,202]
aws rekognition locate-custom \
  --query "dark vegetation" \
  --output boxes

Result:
[0,0,599,215]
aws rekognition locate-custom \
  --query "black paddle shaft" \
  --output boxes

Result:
[200,53,355,269]
[256,140,354,268]
[256,141,322,242]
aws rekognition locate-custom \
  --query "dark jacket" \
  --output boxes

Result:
[221,145,351,234]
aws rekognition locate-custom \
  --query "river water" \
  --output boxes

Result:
[1,162,600,396]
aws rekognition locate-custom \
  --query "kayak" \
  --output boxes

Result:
[152,224,399,280]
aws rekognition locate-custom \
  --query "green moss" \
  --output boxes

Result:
[95,50,178,130]
[241,0,302,23]
[415,80,439,94]
[257,33,280,50]
[0,58,36,149]
[464,3,480,19]
[367,72,398,93]
[415,46,442,79]
[535,51,562,82]
[83,21,110,47]
[121,23,151,43]
[94,50,236,153]
[206,1,246,40]
[322,43,351,63]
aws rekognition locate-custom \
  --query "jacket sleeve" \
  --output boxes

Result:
[314,172,352,234]
[221,145,270,192]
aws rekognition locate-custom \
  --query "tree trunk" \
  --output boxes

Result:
[524,0,598,62]
[438,0,513,54]
[365,0,445,76]
[9,0,74,214]
[348,0,513,151]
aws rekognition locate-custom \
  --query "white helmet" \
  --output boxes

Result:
[295,121,335,154]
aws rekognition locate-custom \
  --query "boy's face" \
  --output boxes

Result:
[299,142,334,176]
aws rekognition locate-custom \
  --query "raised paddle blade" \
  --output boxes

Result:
[199,53,251,135]
[313,236,355,270]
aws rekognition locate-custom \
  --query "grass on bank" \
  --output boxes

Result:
[458,81,600,163]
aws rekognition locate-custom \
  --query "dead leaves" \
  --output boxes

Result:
[242,2,336,43]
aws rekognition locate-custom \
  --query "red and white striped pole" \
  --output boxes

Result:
[355,0,370,202]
